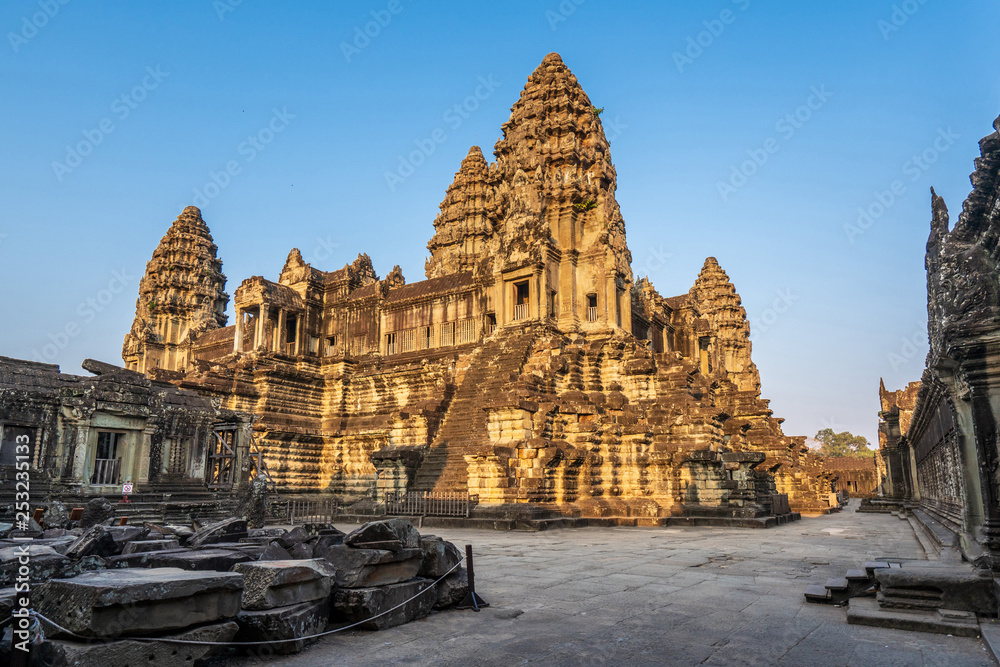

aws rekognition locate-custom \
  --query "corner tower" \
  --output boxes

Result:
[123,205,229,373]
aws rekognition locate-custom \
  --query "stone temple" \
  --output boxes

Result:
[118,53,834,520]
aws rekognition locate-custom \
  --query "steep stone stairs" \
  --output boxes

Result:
[409,329,537,494]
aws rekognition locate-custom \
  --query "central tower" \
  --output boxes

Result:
[425,52,633,333]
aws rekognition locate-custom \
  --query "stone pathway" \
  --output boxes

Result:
[233,502,996,666]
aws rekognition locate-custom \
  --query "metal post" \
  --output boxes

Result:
[457,544,489,611]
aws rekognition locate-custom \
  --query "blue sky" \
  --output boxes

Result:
[1,1,998,447]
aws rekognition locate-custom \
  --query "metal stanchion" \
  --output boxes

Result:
[456,544,488,611]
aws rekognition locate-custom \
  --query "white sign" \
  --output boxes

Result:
[122,483,134,495]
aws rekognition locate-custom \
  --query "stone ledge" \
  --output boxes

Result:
[847,597,980,637]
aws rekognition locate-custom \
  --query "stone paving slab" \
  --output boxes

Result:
[212,501,996,666]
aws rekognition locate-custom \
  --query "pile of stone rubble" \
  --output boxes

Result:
[0,498,470,664]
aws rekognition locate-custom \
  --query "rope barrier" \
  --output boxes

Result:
[29,557,466,648]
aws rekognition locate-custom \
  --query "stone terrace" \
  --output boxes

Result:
[238,501,995,666]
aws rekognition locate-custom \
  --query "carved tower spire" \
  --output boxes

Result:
[425,146,492,279]
[123,205,229,374]
[689,257,761,392]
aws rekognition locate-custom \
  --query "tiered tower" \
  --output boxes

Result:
[688,257,761,393]
[122,206,229,374]
[426,53,633,332]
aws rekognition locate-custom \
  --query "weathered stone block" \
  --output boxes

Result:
[434,568,470,609]
[418,536,462,578]
[64,525,119,559]
[875,567,997,615]
[345,518,421,549]
[121,539,181,554]
[79,498,114,530]
[317,544,422,588]
[259,542,293,561]
[235,598,330,654]
[274,526,311,549]
[188,518,248,548]
[36,620,239,665]
[233,559,336,611]
[146,548,254,572]
[331,578,435,630]
[34,567,243,637]
[0,545,106,586]
[288,541,315,559]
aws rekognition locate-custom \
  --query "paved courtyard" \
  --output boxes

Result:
[236,502,996,666]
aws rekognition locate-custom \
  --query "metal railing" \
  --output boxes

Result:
[91,458,121,485]
[287,498,339,525]
[383,491,477,518]
[513,304,528,320]
[587,306,598,322]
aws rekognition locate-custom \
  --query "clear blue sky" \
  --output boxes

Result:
[2,1,998,447]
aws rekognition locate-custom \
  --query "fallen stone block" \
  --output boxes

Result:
[345,518,421,550]
[235,598,330,654]
[313,532,345,549]
[104,547,190,569]
[41,528,70,538]
[161,524,196,544]
[331,578,435,630]
[197,541,269,558]
[288,541,315,559]
[34,567,244,637]
[188,518,248,548]
[259,542,293,561]
[0,545,106,586]
[42,500,71,530]
[434,567,470,609]
[0,586,18,618]
[79,497,114,530]
[233,559,336,611]
[274,526,311,549]
[36,620,239,665]
[105,525,151,551]
[64,525,119,559]
[121,539,181,554]
[249,527,288,539]
[419,536,463,578]
[316,544,422,588]
[145,547,253,571]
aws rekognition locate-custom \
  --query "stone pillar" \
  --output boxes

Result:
[233,309,244,352]
[255,305,266,351]
[136,426,154,484]
[71,421,92,486]
[276,309,287,354]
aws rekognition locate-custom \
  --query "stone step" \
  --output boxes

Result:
[825,577,849,591]
[864,561,890,576]
[804,584,832,603]
[847,597,980,637]
[846,569,869,581]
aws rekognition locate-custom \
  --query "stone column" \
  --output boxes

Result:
[71,421,92,486]
[233,309,243,352]
[255,305,266,351]
[276,309,287,354]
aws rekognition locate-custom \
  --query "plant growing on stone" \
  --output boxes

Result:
[574,198,598,212]
[591,106,604,117]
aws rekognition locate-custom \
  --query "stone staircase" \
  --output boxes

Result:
[804,558,990,637]
[804,561,887,605]
[409,329,536,494]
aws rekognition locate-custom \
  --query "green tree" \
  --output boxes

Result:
[814,428,871,457]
